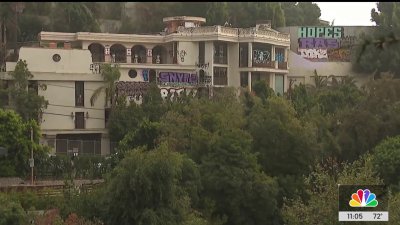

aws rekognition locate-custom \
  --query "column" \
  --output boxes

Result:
[270,73,275,90]
[101,133,110,156]
[105,45,111,63]
[284,74,289,93]
[248,42,252,67]
[146,48,153,64]
[126,48,132,63]
[285,47,290,69]
[271,45,277,69]
[248,72,252,92]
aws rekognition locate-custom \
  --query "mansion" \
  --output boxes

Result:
[0,16,372,155]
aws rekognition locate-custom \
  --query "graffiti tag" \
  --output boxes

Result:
[298,48,328,59]
[159,72,198,84]
[253,49,271,64]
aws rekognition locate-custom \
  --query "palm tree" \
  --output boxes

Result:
[90,64,121,108]
[306,69,328,92]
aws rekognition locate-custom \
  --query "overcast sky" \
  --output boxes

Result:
[314,2,377,26]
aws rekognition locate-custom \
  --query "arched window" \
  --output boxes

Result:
[110,44,127,63]
[88,43,105,62]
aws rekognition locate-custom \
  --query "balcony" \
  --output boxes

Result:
[252,61,275,68]
[278,61,288,70]
[174,26,290,43]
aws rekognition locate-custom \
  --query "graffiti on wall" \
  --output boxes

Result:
[116,81,149,98]
[179,50,187,62]
[90,64,101,74]
[160,87,197,100]
[297,26,357,61]
[275,52,284,62]
[159,72,198,86]
[195,62,210,70]
[142,69,149,81]
[115,81,198,102]
[253,49,271,64]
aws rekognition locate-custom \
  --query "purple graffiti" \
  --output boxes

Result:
[159,72,198,84]
[298,38,339,49]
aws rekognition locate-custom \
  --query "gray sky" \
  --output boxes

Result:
[314,2,377,26]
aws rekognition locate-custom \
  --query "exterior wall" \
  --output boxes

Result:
[177,41,198,66]
[18,48,92,74]
[277,26,374,87]
[228,43,240,87]
[204,41,214,84]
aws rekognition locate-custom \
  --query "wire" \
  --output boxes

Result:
[47,103,105,111]
[42,112,105,121]
[45,83,99,91]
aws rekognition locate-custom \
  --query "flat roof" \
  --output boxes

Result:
[163,16,206,23]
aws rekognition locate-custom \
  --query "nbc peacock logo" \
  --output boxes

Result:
[349,189,378,207]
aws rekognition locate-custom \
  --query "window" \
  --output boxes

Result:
[75,81,84,107]
[198,41,205,64]
[275,74,284,96]
[213,67,228,86]
[0,80,9,106]
[28,81,38,95]
[240,72,248,87]
[239,43,248,67]
[75,112,85,129]
[214,42,228,64]
[128,69,137,78]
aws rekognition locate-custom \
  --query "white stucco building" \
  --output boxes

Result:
[0,16,291,155]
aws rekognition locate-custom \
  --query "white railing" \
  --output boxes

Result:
[176,26,290,42]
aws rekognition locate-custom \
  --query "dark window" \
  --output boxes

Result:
[214,42,228,64]
[128,69,137,78]
[75,81,84,107]
[28,81,38,95]
[213,67,228,86]
[52,54,61,62]
[173,42,178,64]
[149,69,157,83]
[240,72,248,87]
[239,43,248,67]
[105,108,110,127]
[0,80,9,106]
[198,41,205,64]
[75,112,85,129]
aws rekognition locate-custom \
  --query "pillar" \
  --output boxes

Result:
[101,133,110,156]
[126,48,132,63]
[146,48,152,64]
[248,71,252,92]
[248,42,252,67]
[284,74,289,93]
[271,45,277,69]
[105,45,111,63]
[270,73,275,90]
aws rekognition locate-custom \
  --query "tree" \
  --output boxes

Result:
[352,2,400,78]
[248,96,319,202]
[199,127,280,225]
[370,136,400,189]
[0,109,46,177]
[282,155,400,225]
[0,193,27,225]
[282,2,322,26]
[205,2,229,26]
[8,59,48,121]
[100,144,205,225]
[90,64,121,108]
[50,3,100,33]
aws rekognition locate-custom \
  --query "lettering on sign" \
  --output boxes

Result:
[298,27,343,38]
[298,48,328,59]
[298,38,339,49]
[297,26,357,61]
[159,72,198,85]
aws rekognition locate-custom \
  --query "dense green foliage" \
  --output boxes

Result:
[8,60,48,121]
[0,109,47,177]
[352,2,400,78]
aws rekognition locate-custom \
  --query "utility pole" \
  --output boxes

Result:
[30,126,34,185]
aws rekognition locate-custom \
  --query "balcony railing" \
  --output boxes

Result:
[176,26,290,42]
[278,61,288,70]
[252,60,275,68]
